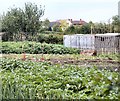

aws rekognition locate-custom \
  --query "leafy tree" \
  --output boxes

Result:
[93,22,109,34]
[2,8,24,41]
[2,2,44,41]
[64,26,75,34]
[23,2,44,40]
[75,26,81,34]
[40,18,50,32]
[59,20,69,31]
[79,24,91,34]
[0,14,2,32]
[64,24,91,34]
[42,18,50,28]
[112,15,120,32]
[53,24,62,32]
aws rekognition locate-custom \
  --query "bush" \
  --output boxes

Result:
[37,34,63,44]
[1,42,80,54]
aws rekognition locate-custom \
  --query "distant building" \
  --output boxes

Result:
[67,19,87,26]
[49,21,60,28]
[49,19,87,31]
[118,1,120,19]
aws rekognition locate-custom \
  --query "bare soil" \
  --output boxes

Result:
[1,54,120,71]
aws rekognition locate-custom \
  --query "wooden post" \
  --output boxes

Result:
[115,48,116,54]
[102,48,103,54]
[105,48,106,54]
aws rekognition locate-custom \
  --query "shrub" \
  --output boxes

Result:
[37,34,63,44]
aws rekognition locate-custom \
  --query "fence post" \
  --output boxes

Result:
[102,48,104,55]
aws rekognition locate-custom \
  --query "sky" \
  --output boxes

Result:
[0,0,119,23]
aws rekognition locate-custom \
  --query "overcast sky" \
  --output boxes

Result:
[0,0,119,22]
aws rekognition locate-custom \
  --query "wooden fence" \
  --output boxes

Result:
[95,36,120,54]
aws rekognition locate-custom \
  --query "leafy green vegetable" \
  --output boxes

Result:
[1,42,80,54]
[1,58,119,99]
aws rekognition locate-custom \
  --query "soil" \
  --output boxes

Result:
[2,54,120,72]
[46,58,120,72]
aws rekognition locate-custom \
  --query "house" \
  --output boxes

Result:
[67,19,87,26]
[49,19,87,31]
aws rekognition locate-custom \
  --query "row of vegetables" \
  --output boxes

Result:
[1,58,120,99]
[1,42,80,54]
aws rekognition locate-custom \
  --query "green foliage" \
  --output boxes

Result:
[1,42,80,54]
[1,8,24,41]
[93,23,109,34]
[1,58,119,99]
[53,24,62,32]
[0,14,2,32]
[64,24,91,34]
[64,26,75,34]
[112,15,120,32]
[1,2,44,41]
[40,31,63,34]
[37,34,63,44]
[41,18,50,30]
[78,24,91,34]
[2,8,23,33]
[23,2,44,35]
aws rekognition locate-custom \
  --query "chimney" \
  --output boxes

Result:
[68,19,70,21]
[80,19,82,24]
[68,19,72,22]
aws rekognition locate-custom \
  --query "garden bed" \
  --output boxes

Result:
[1,58,119,99]
[1,54,120,72]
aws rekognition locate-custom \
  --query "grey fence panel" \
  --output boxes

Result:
[95,35,120,54]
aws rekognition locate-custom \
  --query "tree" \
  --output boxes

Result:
[112,15,120,32]
[64,26,75,34]
[59,20,69,31]
[75,26,82,34]
[79,24,91,34]
[40,18,50,32]
[93,22,109,34]
[2,2,44,41]
[2,8,24,41]
[53,24,62,32]
[0,14,2,32]
[42,18,50,28]
[24,2,44,35]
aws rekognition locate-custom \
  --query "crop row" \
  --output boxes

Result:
[1,42,80,54]
[1,58,119,99]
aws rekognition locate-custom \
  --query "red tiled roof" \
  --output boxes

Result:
[72,19,86,25]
